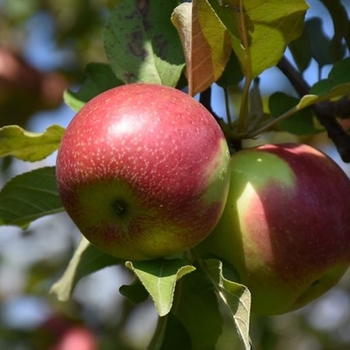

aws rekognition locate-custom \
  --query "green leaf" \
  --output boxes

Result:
[305,17,332,68]
[0,167,63,228]
[298,83,350,110]
[125,259,195,317]
[171,0,231,95]
[288,25,312,72]
[119,278,149,304]
[172,269,223,350]
[50,236,121,301]
[320,0,349,62]
[64,63,123,112]
[269,92,321,135]
[204,259,251,350]
[216,50,244,87]
[298,58,350,109]
[0,125,64,161]
[103,0,184,86]
[328,57,350,85]
[309,79,335,97]
[155,313,192,350]
[208,0,309,78]
[64,90,85,113]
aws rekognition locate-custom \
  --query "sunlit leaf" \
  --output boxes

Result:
[171,0,231,95]
[50,236,121,301]
[0,125,64,161]
[126,259,195,317]
[103,0,184,86]
[204,259,251,350]
[0,167,63,228]
[298,83,350,110]
[64,90,85,113]
[208,0,309,78]
[269,92,322,135]
[297,59,350,109]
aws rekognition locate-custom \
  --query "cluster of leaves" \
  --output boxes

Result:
[2,0,350,349]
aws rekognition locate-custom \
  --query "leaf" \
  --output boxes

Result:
[171,0,231,95]
[0,167,63,228]
[119,278,149,304]
[64,63,124,112]
[328,57,350,85]
[269,92,322,135]
[304,17,333,67]
[204,259,251,350]
[64,91,85,113]
[298,83,350,110]
[125,259,195,317]
[297,58,350,109]
[50,236,121,301]
[208,0,309,78]
[155,313,192,350]
[320,0,349,62]
[172,269,223,350]
[270,58,350,115]
[310,80,336,97]
[0,125,64,161]
[216,50,244,87]
[288,24,312,72]
[103,0,184,86]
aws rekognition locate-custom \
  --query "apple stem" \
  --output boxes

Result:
[199,87,243,153]
[247,105,299,138]
[224,87,233,126]
[236,76,252,133]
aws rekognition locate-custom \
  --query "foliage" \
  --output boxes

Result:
[2,0,350,349]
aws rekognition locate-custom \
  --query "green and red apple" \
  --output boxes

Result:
[197,143,350,315]
[56,83,230,261]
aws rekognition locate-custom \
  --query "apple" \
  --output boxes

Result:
[52,326,97,350]
[56,83,230,261]
[196,143,350,315]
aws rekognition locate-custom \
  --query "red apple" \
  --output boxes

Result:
[196,143,350,315]
[52,326,97,350]
[56,83,230,261]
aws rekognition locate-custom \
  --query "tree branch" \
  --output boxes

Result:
[277,56,350,162]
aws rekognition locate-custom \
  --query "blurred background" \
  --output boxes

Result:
[1,0,350,349]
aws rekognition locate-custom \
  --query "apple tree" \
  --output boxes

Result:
[2,0,350,349]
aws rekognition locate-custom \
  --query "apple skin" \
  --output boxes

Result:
[196,143,350,315]
[56,83,230,261]
[52,326,97,350]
